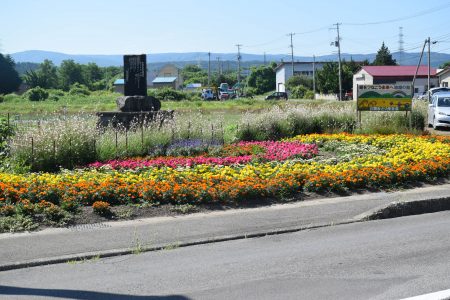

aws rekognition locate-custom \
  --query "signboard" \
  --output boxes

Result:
[124,54,147,96]
[357,84,412,111]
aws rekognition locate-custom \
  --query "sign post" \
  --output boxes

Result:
[356,84,413,129]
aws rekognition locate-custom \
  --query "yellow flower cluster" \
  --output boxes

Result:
[0,134,449,207]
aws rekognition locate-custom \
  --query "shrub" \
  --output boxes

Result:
[92,201,111,216]
[304,90,315,100]
[286,75,313,90]
[24,86,49,101]
[0,95,4,103]
[244,87,257,97]
[148,88,186,101]
[69,83,91,96]
[290,85,309,99]
[0,205,15,216]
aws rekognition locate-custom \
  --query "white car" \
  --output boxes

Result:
[428,92,450,129]
[201,89,215,100]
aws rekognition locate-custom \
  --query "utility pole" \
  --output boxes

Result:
[216,57,221,75]
[208,52,211,86]
[288,33,295,77]
[332,23,343,101]
[313,55,316,100]
[427,37,431,96]
[398,27,404,65]
[236,44,242,83]
[412,39,427,98]
[264,52,267,65]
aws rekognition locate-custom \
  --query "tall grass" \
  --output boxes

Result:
[7,100,428,172]
[9,112,227,171]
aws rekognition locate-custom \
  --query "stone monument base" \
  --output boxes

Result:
[96,110,174,129]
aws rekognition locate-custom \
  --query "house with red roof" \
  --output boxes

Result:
[353,66,438,98]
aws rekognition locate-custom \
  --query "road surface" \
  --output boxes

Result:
[1,211,450,300]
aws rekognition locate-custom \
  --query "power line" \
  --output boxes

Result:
[294,26,330,35]
[342,3,450,26]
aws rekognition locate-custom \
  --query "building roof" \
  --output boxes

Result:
[437,67,450,77]
[275,61,328,71]
[185,83,202,88]
[113,79,125,85]
[152,77,177,83]
[362,66,437,77]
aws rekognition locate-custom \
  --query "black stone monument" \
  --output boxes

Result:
[96,54,172,128]
[124,54,147,96]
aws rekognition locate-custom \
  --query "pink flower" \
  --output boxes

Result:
[87,141,318,170]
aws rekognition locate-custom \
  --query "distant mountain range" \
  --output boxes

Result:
[10,50,450,68]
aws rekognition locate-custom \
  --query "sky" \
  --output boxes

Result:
[1,0,450,58]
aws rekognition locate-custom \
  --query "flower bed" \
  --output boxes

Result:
[87,141,319,169]
[1,134,450,212]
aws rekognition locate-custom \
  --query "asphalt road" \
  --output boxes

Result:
[428,127,450,136]
[1,212,450,300]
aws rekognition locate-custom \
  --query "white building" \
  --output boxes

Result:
[353,66,438,98]
[275,62,325,92]
[437,68,450,87]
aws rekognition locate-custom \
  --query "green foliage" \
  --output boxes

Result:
[317,62,339,94]
[290,85,309,99]
[14,62,40,76]
[0,54,22,94]
[59,59,85,90]
[0,215,38,233]
[304,90,315,99]
[23,69,48,88]
[148,88,187,101]
[68,83,91,96]
[0,118,14,159]
[24,86,49,101]
[286,75,313,90]
[181,65,208,86]
[246,65,275,94]
[372,42,397,66]
[37,59,59,88]
[244,87,257,97]
[237,113,356,141]
[316,59,368,94]
[440,61,450,69]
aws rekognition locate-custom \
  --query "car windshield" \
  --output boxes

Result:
[437,97,450,107]
[431,88,450,95]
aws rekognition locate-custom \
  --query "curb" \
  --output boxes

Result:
[354,197,450,221]
[0,220,359,272]
[1,197,449,272]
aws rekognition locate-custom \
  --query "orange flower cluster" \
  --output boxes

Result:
[0,134,449,210]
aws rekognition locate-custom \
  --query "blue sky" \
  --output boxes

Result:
[1,0,450,56]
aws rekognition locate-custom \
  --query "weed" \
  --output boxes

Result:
[0,215,38,233]
[163,243,180,251]
[170,204,197,214]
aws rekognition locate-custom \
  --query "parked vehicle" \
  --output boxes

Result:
[265,92,288,100]
[201,88,215,100]
[219,91,230,100]
[428,92,450,129]
[427,87,450,103]
[344,90,353,100]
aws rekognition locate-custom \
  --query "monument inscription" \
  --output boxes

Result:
[124,54,147,96]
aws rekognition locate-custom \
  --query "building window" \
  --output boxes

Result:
[443,82,449,87]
